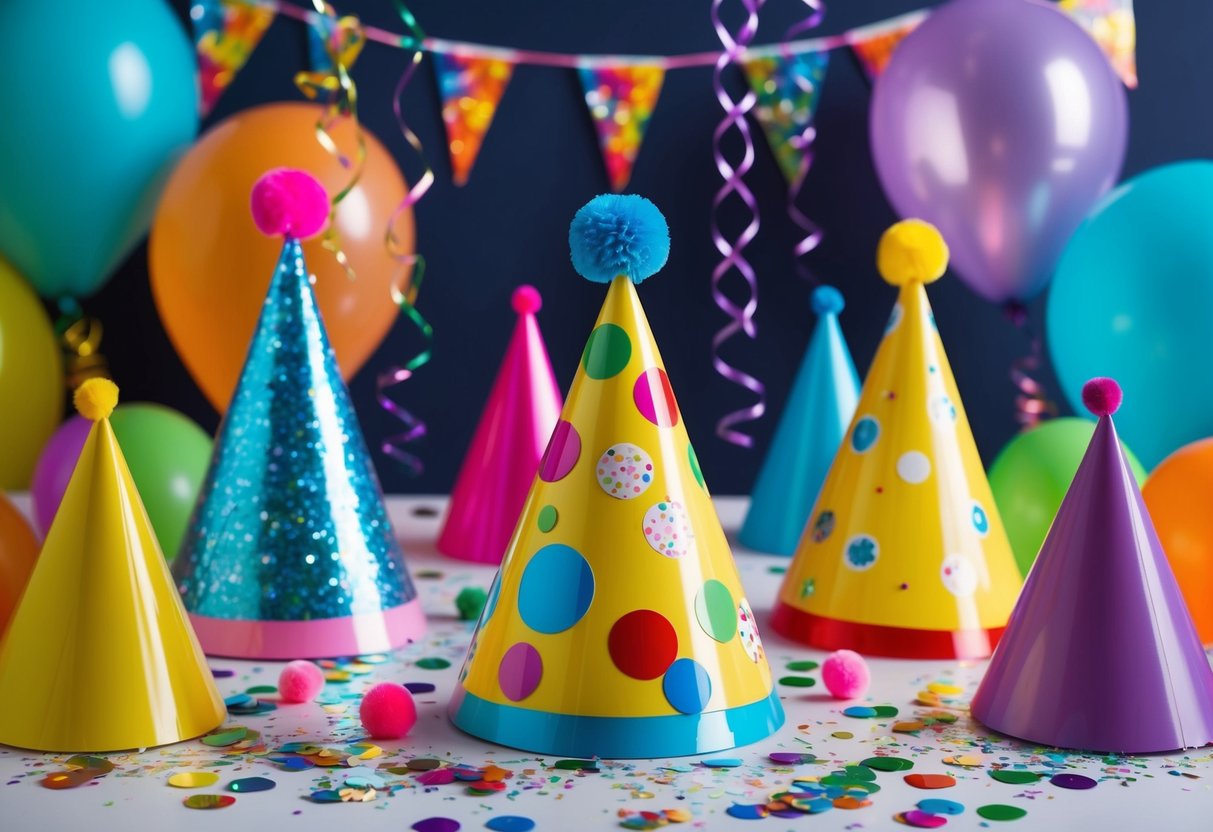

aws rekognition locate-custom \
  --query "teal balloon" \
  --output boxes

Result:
[739,287,860,555]
[1048,161,1213,468]
[0,0,197,299]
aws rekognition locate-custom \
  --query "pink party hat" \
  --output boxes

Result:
[971,378,1213,753]
[438,285,563,564]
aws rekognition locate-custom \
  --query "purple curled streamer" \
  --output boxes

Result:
[783,0,826,283]
[710,0,766,448]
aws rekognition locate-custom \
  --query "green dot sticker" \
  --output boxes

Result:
[688,443,705,489]
[977,804,1027,821]
[581,323,632,379]
[695,579,736,642]
[537,505,558,533]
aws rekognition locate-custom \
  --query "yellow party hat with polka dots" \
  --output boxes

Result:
[449,195,783,758]
[770,220,1023,659]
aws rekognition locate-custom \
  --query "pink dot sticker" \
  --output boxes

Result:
[642,499,693,558]
[539,420,581,482]
[498,642,543,701]
[597,443,654,499]
[633,368,679,427]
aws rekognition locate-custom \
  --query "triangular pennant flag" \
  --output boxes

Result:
[193,0,276,117]
[973,379,1213,752]
[432,52,514,186]
[771,221,1023,659]
[580,67,664,192]
[305,8,364,75]
[848,11,927,81]
[742,51,829,186]
[1059,0,1137,87]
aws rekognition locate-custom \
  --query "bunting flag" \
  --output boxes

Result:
[432,53,514,186]
[743,51,828,187]
[192,0,276,116]
[579,66,665,192]
[304,6,364,76]
[1059,0,1137,88]
[847,12,926,81]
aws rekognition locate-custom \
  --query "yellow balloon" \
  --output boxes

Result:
[0,259,62,488]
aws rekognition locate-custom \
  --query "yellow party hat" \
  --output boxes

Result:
[0,379,225,752]
[449,195,783,758]
[770,221,1023,659]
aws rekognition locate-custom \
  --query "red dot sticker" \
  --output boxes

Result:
[633,368,679,427]
[608,610,678,680]
[539,420,580,482]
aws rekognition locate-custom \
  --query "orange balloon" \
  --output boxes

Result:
[0,493,38,634]
[150,102,414,412]
[1143,437,1213,645]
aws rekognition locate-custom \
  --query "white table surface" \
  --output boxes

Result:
[2,495,1211,831]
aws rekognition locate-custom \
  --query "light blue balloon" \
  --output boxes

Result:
[0,0,197,299]
[1047,160,1213,468]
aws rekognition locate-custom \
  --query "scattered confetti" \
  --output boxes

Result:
[905,774,957,790]
[405,682,438,694]
[778,676,817,687]
[769,752,816,765]
[228,776,275,792]
[901,809,948,828]
[407,758,443,771]
[785,660,819,671]
[183,794,236,809]
[202,726,249,747]
[702,758,743,768]
[977,804,1028,821]
[862,756,914,772]
[942,754,984,768]
[416,657,452,670]
[990,769,1041,785]
[726,803,769,819]
[843,706,877,718]
[40,770,102,790]
[831,731,854,739]
[486,818,536,832]
[168,771,220,788]
[413,818,461,832]
[917,799,964,815]
[553,759,600,770]
[1050,773,1097,790]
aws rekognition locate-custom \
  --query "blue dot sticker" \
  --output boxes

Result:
[851,417,880,453]
[844,535,879,571]
[970,501,990,537]
[663,658,712,714]
[518,544,594,634]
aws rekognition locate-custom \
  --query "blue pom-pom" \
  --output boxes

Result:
[569,194,670,284]
[811,285,844,315]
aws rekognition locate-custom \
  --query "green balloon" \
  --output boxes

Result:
[989,417,1147,576]
[109,404,212,561]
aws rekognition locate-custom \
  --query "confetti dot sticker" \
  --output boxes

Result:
[695,579,736,642]
[811,510,835,542]
[642,499,693,558]
[663,658,712,714]
[688,443,706,489]
[169,771,220,788]
[609,609,678,680]
[977,804,1027,821]
[498,642,543,701]
[518,544,594,633]
[897,450,932,484]
[633,367,679,427]
[851,416,880,453]
[844,534,879,571]
[536,505,558,532]
[737,598,764,662]
[183,794,236,809]
[597,443,654,499]
[970,501,989,536]
[539,420,581,482]
[582,323,632,379]
[941,555,978,598]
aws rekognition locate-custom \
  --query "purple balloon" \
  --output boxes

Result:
[30,416,90,536]
[870,0,1127,303]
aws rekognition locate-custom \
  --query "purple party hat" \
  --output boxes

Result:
[971,378,1213,753]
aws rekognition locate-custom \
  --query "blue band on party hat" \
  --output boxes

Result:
[448,685,784,759]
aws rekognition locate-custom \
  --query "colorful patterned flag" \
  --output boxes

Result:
[1059,0,1137,88]
[848,11,926,81]
[742,51,829,187]
[432,53,514,186]
[191,0,275,116]
[579,66,664,192]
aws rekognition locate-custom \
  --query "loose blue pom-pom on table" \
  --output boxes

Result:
[569,194,670,284]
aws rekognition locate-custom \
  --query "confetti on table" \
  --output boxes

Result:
[210,668,235,678]
[309,789,343,802]
[416,657,452,670]
[486,817,536,832]
[228,776,275,792]
[413,819,461,832]
[769,752,816,765]
[990,769,1041,784]
[831,731,854,739]
[785,660,819,671]
[917,799,964,815]
[405,682,438,694]
[201,726,248,747]
[942,754,984,768]
[169,771,220,788]
[893,720,926,733]
[726,804,769,819]
[905,773,957,789]
[843,705,877,718]
[833,795,872,809]
[408,757,443,771]
[778,675,817,687]
[702,758,743,768]
[862,756,913,772]
[183,794,236,809]
[1050,773,1097,790]
[40,770,103,790]
[977,804,1028,821]
[553,759,600,770]
[927,682,963,695]
[900,809,948,828]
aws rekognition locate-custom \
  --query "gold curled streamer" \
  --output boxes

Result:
[56,307,109,389]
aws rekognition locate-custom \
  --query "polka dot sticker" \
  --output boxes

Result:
[737,598,764,663]
[897,451,932,484]
[537,505,558,533]
[811,510,835,543]
[643,499,693,558]
[518,544,594,634]
[633,368,679,427]
[581,323,632,379]
[597,443,654,499]
[663,658,712,714]
[941,554,978,597]
[885,302,903,334]
[851,416,880,453]
[929,394,957,424]
[695,579,737,642]
[498,642,543,701]
[844,535,879,571]
[688,443,706,490]
[970,501,990,537]
[539,421,581,482]
[608,610,678,680]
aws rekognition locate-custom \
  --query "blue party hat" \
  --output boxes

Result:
[172,169,424,659]
[738,286,860,555]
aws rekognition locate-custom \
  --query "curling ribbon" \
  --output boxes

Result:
[710,0,766,448]
[781,0,826,284]
[1004,302,1058,430]
[55,299,109,389]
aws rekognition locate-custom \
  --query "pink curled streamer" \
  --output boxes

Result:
[782,0,826,284]
[710,0,766,448]
[1004,302,1058,430]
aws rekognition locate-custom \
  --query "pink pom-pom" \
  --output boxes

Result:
[250,168,330,239]
[821,649,870,700]
[278,660,325,704]
[1081,377,1123,417]
[511,284,542,315]
[358,682,417,739]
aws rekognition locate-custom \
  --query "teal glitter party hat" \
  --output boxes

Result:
[173,170,424,659]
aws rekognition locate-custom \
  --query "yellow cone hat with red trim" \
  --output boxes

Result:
[770,220,1023,659]
[449,195,783,758]
[0,380,225,752]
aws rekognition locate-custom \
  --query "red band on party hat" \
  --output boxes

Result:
[770,603,1003,661]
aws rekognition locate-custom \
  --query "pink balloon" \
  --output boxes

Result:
[30,415,90,536]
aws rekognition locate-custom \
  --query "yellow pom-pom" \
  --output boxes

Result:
[877,219,949,286]
[74,378,119,421]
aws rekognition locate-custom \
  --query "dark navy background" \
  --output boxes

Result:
[88,1,1205,493]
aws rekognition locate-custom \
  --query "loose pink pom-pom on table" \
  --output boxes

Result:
[821,649,870,700]
[250,168,330,239]
[278,660,325,704]
[359,683,417,739]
